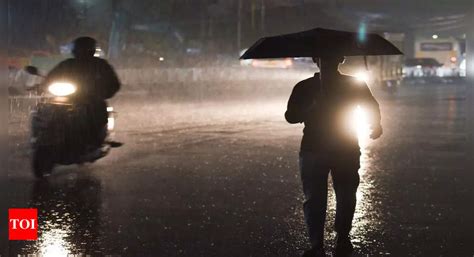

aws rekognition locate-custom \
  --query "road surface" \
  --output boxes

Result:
[2,79,473,257]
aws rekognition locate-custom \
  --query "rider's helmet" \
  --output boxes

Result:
[72,37,97,59]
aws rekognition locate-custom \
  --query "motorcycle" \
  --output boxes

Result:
[25,66,120,178]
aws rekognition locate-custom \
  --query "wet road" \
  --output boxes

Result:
[2,81,474,256]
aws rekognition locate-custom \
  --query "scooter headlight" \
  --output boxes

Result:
[48,82,77,96]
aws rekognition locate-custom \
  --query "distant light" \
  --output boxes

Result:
[358,22,367,42]
[416,65,422,69]
[107,107,115,130]
[159,57,165,62]
[94,47,103,57]
[432,34,439,39]
[450,56,457,63]
[108,117,115,131]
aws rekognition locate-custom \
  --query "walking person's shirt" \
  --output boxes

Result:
[285,73,381,155]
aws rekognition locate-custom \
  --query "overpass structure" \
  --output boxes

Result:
[261,0,470,33]
[255,0,473,78]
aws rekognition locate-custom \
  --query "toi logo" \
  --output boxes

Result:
[9,208,38,240]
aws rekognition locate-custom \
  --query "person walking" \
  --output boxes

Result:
[285,55,383,257]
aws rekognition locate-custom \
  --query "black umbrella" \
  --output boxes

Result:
[240,28,403,59]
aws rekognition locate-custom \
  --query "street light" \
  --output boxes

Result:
[432,34,439,39]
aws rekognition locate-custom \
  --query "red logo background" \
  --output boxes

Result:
[9,208,38,240]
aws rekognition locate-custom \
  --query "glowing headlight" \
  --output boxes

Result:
[351,106,369,136]
[48,82,76,96]
[354,71,369,82]
[350,105,370,147]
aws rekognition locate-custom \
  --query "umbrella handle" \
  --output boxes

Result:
[317,58,324,95]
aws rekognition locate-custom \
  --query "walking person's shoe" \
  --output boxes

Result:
[302,247,326,257]
[333,235,354,257]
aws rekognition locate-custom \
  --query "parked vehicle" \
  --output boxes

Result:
[414,37,462,77]
[403,58,442,78]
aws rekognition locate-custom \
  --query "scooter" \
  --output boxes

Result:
[25,66,120,178]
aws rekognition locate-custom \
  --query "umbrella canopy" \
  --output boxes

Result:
[240,28,403,59]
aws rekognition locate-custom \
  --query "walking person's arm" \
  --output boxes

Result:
[360,84,383,139]
[285,83,312,124]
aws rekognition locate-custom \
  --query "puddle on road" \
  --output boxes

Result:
[12,174,104,256]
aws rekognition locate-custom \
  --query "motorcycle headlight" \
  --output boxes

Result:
[48,82,77,96]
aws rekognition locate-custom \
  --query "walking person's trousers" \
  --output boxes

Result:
[299,151,360,248]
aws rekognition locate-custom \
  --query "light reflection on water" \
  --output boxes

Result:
[352,147,375,246]
[39,228,70,256]
[353,105,375,242]
[329,105,379,249]
[18,174,103,256]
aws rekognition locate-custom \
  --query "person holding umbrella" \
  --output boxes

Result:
[241,28,402,257]
[286,54,382,257]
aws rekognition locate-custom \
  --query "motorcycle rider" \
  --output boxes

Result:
[43,36,120,148]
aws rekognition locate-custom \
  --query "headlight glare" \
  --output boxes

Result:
[354,71,369,82]
[48,82,76,96]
